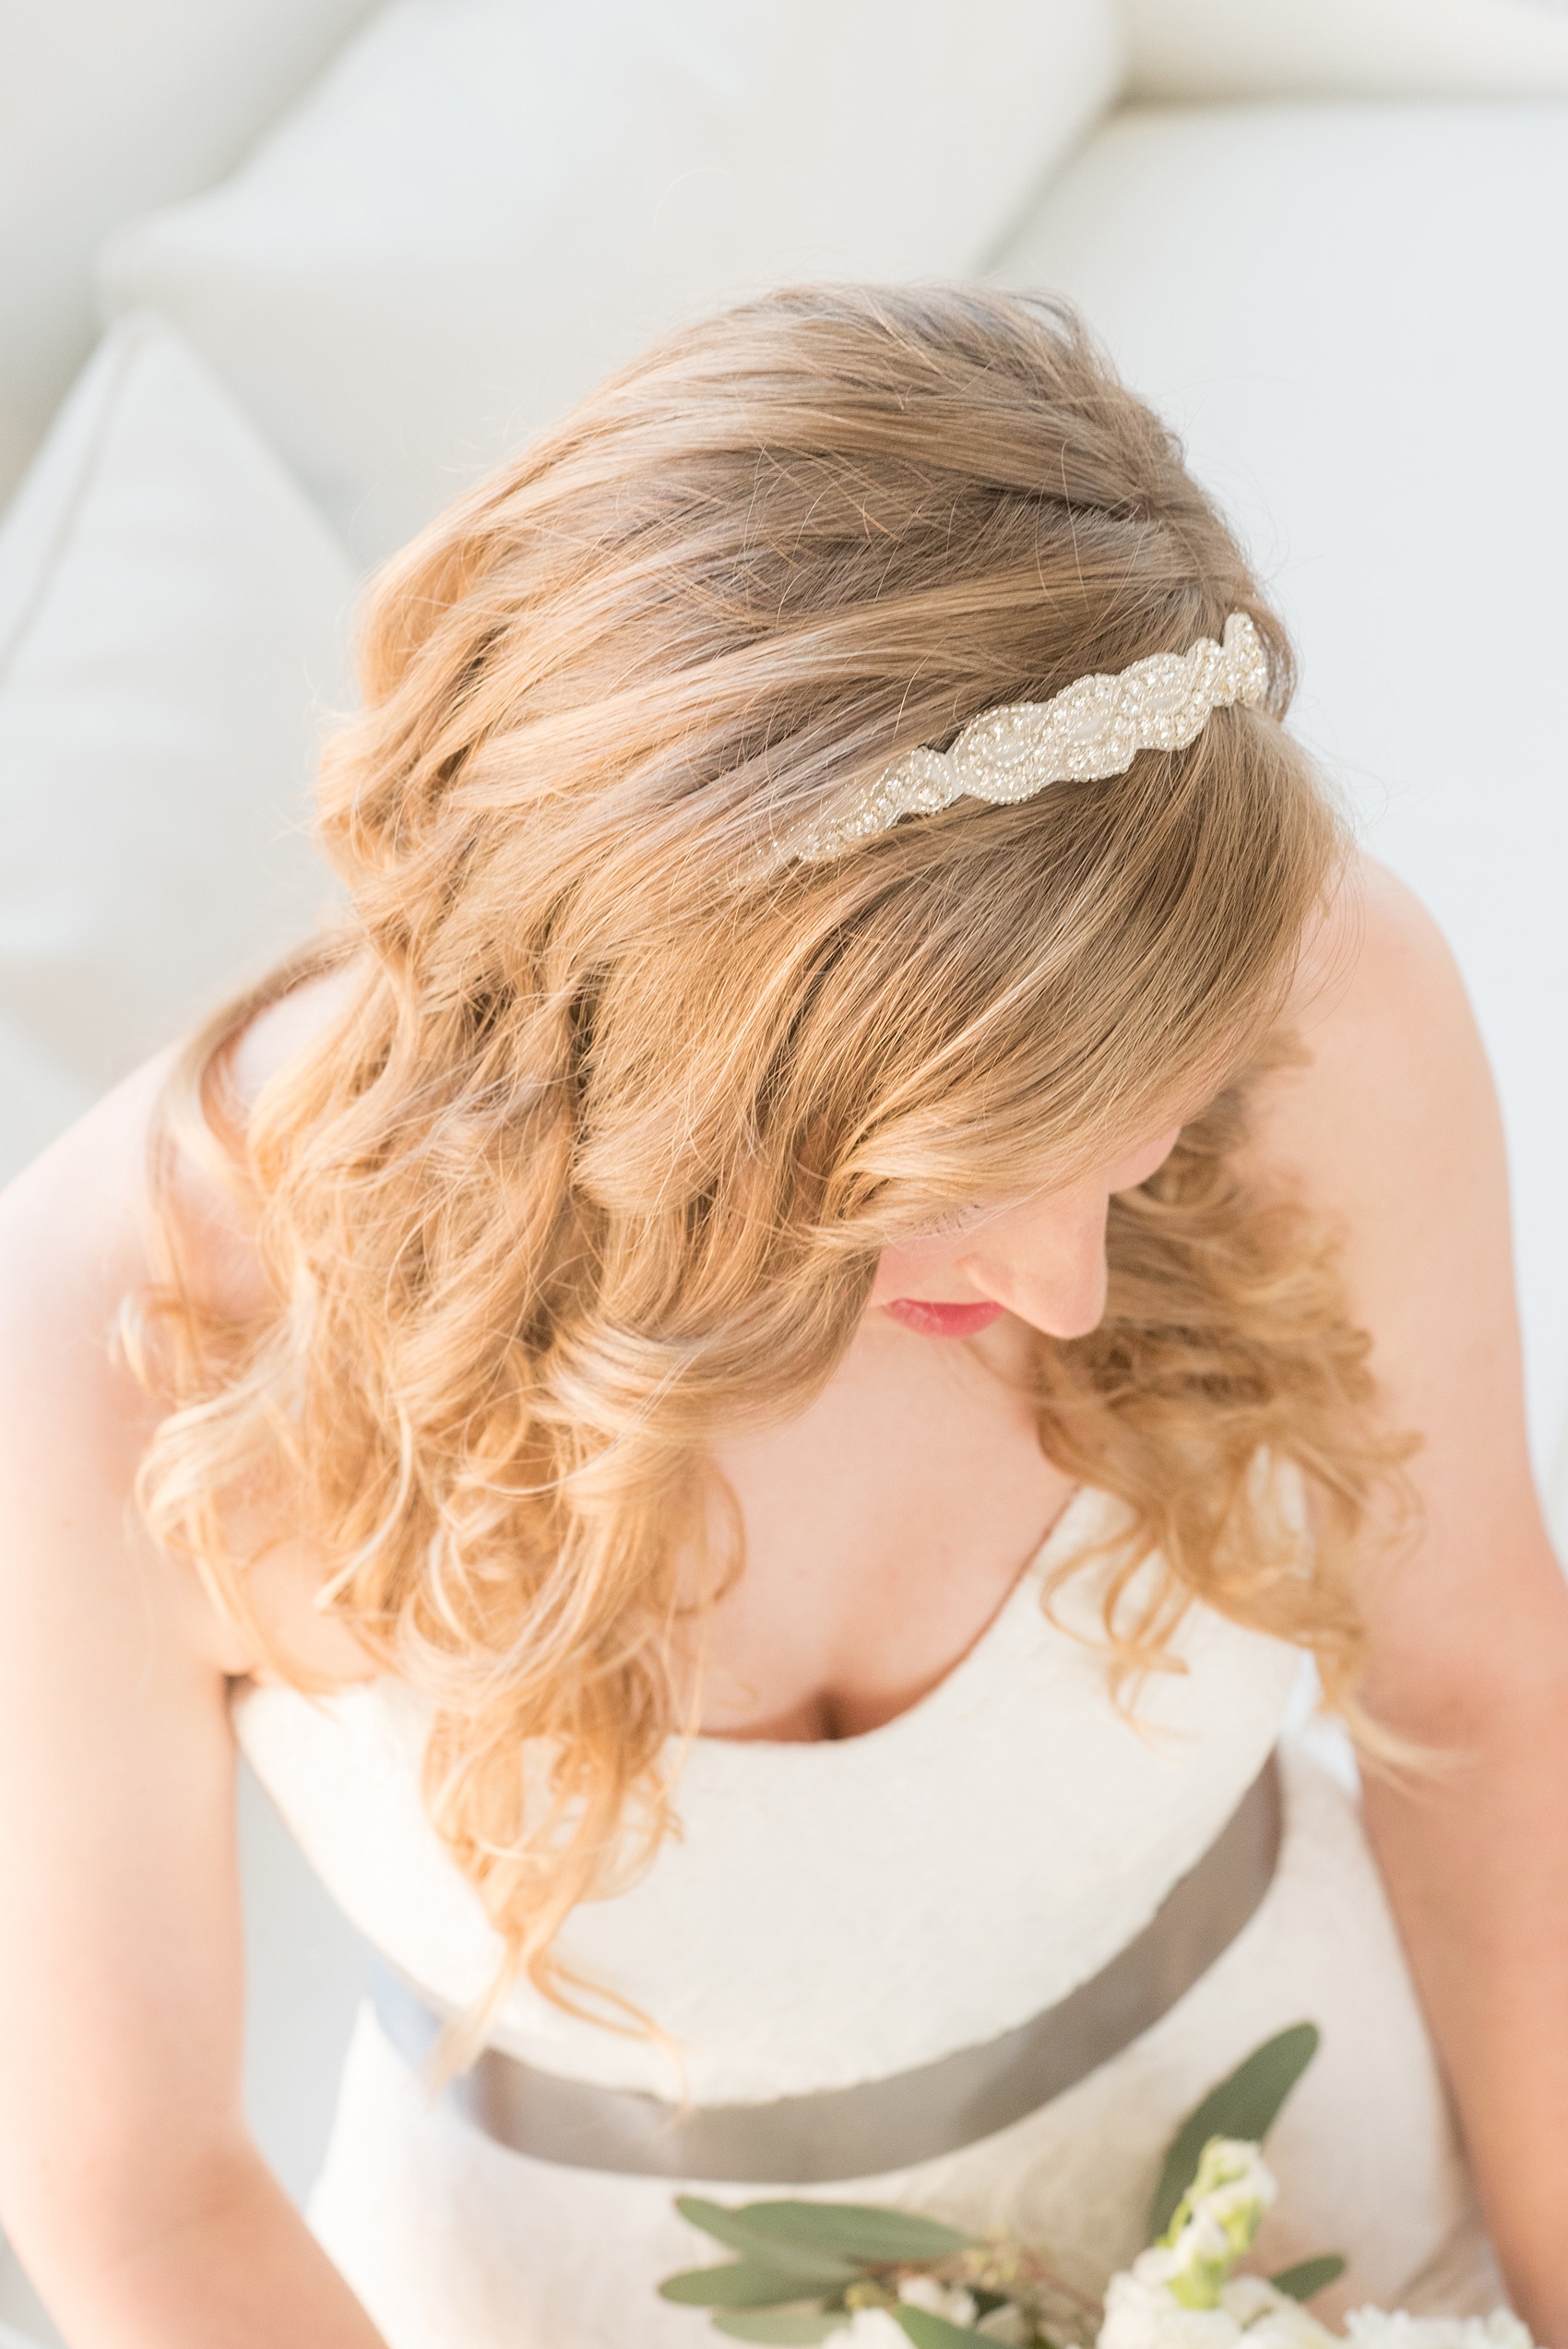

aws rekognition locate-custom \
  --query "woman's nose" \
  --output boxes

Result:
[956,1198,1110,1340]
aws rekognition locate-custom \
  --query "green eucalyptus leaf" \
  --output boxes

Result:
[659,2261,825,2307]
[713,2312,853,2344]
[677,2200,862,2286]
[1146,2025,1321,2242]
[731,2201,976,2265]
[1270,2255,1347,2304]
[894,2307,985,2348]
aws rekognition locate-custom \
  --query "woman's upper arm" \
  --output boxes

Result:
[1248,854,1567,1725]
[0,1057,255,2283]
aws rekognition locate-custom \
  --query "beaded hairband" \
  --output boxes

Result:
[771,611,1269,868]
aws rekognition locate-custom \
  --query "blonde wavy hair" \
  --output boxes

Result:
[134,285,1408,2019]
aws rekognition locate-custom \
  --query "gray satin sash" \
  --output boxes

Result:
[369,1749,1281,2183]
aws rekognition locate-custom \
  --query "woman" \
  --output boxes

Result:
[0,287,1563,2349]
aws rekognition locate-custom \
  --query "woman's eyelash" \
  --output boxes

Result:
[912,1208,983,1241]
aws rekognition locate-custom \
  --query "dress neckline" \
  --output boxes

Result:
[682,1482,1112,1765]
[254,1485,1118,1770]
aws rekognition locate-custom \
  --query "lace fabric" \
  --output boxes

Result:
[232,1486,1489,2345]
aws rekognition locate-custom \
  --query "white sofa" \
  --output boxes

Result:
[3,4,1568,2336]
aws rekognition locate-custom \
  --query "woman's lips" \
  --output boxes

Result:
[883,1298,1005,1339]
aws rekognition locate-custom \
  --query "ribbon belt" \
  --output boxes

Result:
[370,1748,1281,2183]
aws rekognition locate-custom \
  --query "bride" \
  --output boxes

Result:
[0,286,1563,2349]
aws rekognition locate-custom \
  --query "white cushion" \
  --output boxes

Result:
[992,103,1568,1463]
[0,0,382,507]
[101,0,1124,566]
[1126,0,1568,101]
[0,313,352,1160]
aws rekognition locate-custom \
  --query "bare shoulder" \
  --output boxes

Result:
[225,956,361,1111]
[1241,853,1552,1656]
[165,959,363,1322]
[1243,852,1494,1226]
[0,960,357,1356]
[0,960,368,1681]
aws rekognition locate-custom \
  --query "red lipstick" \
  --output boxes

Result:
[884,1298,1005,1339]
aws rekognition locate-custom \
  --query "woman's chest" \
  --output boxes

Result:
[699,1326,1078,1742]
[233,1515,1306,2101]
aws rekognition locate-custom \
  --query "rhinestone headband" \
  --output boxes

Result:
[772,611,1269,867]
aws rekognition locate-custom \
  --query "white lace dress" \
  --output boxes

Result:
[233,1487,1500,2349]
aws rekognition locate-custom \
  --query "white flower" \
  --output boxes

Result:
[1344,2312,1534,2349]
[1223,2278,1338,2349]
[1097,2248,1535,2349]
[1150,2140,1279,2309]
[1099,2264,1248,2349]
[899,2274,980,2327]
[1098,2266,1336,2349]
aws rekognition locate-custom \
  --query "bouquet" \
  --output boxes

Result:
[657,2026,1526,2349]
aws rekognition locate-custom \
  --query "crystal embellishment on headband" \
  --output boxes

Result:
[774,611,1269,867]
